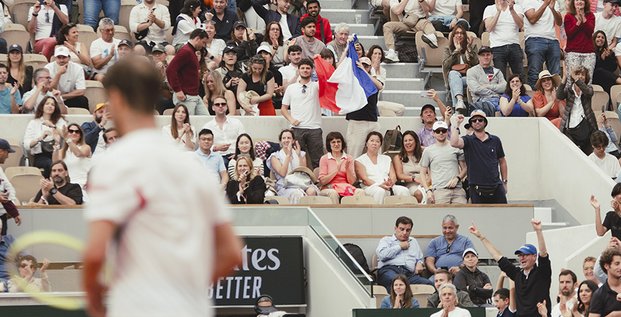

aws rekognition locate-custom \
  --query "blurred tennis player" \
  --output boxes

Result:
[82,57,242,317]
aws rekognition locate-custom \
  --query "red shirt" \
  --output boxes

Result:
[300,14,332,43]
[165,42,200,95]
[564,12,595,54]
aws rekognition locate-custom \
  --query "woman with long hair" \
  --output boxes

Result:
[318,132,363,204]
[7,44,33,96]
[55,23,91,66]
[226,155,266,204]
[52,123,91,190]
[23,96,67,177]
[172,0,202,50]
[380,275,419,309]
[204,22,226,69]
[558,66,597,155]
[575,279,598,316]
[533,70,565,127]
[228,133,264,178]
[203,71,237,115]
[564,0,595,83]
[392,131,425,203]
[593,30,621,93]
[442,24,478,113]
[162,104,196,151]
[499,74,534,117]
[262,21,286,68]
[237,55,276,116]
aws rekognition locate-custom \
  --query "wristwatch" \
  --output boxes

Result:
[50,188,58,195]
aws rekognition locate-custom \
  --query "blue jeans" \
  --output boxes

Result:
[448,70,466,106]
[83,0,120,30]
[525,37,561,87]
[492,43,523,79]
[377,265,433,292]
[429,16,470,32]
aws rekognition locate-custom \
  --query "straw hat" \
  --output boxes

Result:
[535,70,561,91]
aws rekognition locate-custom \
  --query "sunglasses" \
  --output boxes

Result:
[446,244,451,253]
[68,129,81,134]
[302,84,307,94]
[20,264,35,269]
[213,103,227,107]
[434,129,448,134]
[471,118,485,123]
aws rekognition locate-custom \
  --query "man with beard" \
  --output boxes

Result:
[290,17,326,59]
[590,247,621,316]
[450,110,508,204]
[33,161,83,205]
[81,103,111,155]
[300,0,332,44]
[469,219,551,317]
[550,270,578,317]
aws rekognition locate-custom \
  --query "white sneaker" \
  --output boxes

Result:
[422,33,438,48]
[455,99,466,114]
[385,50,399,63]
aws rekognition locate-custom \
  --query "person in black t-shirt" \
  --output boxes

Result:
[590,247,621,317]
[33,160,83,205]
[592,183,621,241]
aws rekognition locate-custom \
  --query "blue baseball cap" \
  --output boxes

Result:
[0,138,14,153]
[514,244,537,255]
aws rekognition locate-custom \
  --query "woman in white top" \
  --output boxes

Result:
[367,45,405,117]
[172,0,202,50]
[228,133,264,179]
[52,123,91,190]
[162,104,196,151]
[267,129,318,203]
[55,23,92,67]
[354,131,409,204]
[23,96,67,178]
[204,22,226,70]
[430,283,472,317]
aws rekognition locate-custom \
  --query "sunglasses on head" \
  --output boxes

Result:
[434,129,448,134]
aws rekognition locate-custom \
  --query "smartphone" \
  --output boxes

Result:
[420,91,428,98]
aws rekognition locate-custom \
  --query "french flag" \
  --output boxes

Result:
[315,35,378,114]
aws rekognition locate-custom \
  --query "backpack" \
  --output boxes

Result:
[382,125,403,155]
[395,44,418,63]
[336,243,371,276]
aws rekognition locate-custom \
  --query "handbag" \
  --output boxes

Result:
[382,125,402,155]
[451,63,469,75]
[39,139,55,154]
[284,172,313,190]
[472,184,499,197]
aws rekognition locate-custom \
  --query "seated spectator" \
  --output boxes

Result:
[493,288,515,317]
[55,23,92,67]
[81,102,110,156]
[94,127,118,157]
[592,183,621,240]
[228,21,259,63]
[564,0,595,82]
[204,21,227,67]
[428,0,469,33]
[392,131,426,203]
[576,279,598,316]
[28,0,69,61]
[227,133,264,178]
[194,128,229,187]
[0,63,21,114]
[89,18,120,82]
[427,269,476,308]
[7,44,33,97]
[443,24,478,114]
[354,41,365,59]
[253,0,301,40]
[588,130,621,178]
[237,55,276,115]
[381,275,420,309]
[280,45,303,92]
[205,0,238,42]
[216,45,247,103]
[318,131,362,204]
[376,216,434,292]
[129,0,174,54]
[262,21,286,67]
[83,0,119,31]
[425,215,475,277]
[453,248,493,307]
[290,17,326,59]
[0,1,10,54]
[431,284,473,316]
[149,45,174,114]
[558,66,597,155]
[499,74,534,117]
[366,45,405,117]
[266,129,318,203]
[226,155,266,204]
[354,131,410,204]
[52,123,91,191]
[483,0,525,80]
[523,0,562,87]
[162,104,196,151]
[202,95,246,164]
[533,70,564,127]
[300,0,332,44]
[327,23,349,63]
[5,255,50,292]
[466,46,507,116]
[383,0,438,63]
[23,97,67,177]
[595,0,620,59]
[22,68,67,114]
[172,0,202,50]
[593,31,621,94]
[203,70,237,115]
[45,46,88,111]
[33,160,83,205]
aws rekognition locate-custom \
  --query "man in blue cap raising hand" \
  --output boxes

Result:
[469,219,551,316]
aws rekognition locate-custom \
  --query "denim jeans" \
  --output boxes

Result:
[377,265,434,292]
[83,0,120,30]
[429,15,470,32]
[525,37,561,87]
[492,43,523,80]
[448,70,467,106]
[172,94,210,115]
[292,127,324,169]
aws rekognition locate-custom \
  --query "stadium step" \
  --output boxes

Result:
[380,89,447,107]
[321,0,369,9]
[348,24,375,36]
[384,78,425,90]
[535,207,569,228]
[382,62,421,78]
[356,35,386,50]
[321,9,371,24]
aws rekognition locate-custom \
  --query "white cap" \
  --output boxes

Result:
[256,44,273,55]
[54,46,70,57]
[462,248,478,258]
[432,121,449,131]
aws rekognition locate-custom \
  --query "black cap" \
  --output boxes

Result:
[604,0,621,4]
[233,21,247,29]
[478,46,492,55]
[0,138,14,153]
[8,44,22,53]
[421,104,436,113]
[118,39,133,48]
[223,45,237,54]
[151,44,165,53]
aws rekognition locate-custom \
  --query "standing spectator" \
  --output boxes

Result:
[523,0,563,88]
[0,138,20,236]
[216,45,246,106]
[592,184,621,240]
[0,64,21,114]
[499,74,535,117]
[52,123,91,191]
[7,44,33,97]
[167,29,210,115]
[376,216,434,292]
[281,58,323,169]
[83,0,119,31]
[588,130,621,178]
[450,110,509,204]
[90,18,121,81]
[430,284,473,317]
[206,0,238,41]
[327,23,349,63]
[593,31,621,94]
[582,256,600,285]
[318,132,362,204]
[171,0,202,50]
[469,0,494,36]
[28,0,69,61]
[21,68,67,114]
[300,0,332,44]
[383,0,438,62]
[454,248,493,307]
[45,46,88,111]
[428,0,469,33]
[420,120,468,204]
[202,96,246,165]
[226,155,266,204]
[253,0,301,40]
[466,46,507,116]
[129,0,172,53]
[81,103,110,155]
[290,17,326,59]
[33,160,83,205]
[162,104,197,151]
[427,269,476,308]
[237,55,276,115]
[425,215,475,277]
[550,270,578,317]
[558,66,597,155]
[483,0,525,80]
[228,21,259,63]
[258,44,284,109]
[564,0,596,82]
[262,21,286,67]
[195,128,229,187]
[443,24,478,113]
[380,275,421,308]
[469,219,551,317]
[589,248,621,316]
[392,131,426,203]
[493,288,515,317]
[533,70,564,127]
[418,92,449,147]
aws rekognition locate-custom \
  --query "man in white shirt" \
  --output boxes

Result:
[83,57,241,317]
[28,0,69,60]
[384,0,438,62]
[427,0,469,33]
[129,0,173,52]
[280,44,303,92]
[550,270,578,317]
[523,0,563,87]
[596,0,621,54]
[45,46,88,111]
[281,58,324,169]
[483,0,525,79]
[90,18,121,81]
[202,96,246,166]
[22,68,67,114]
[589,130,621,178]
